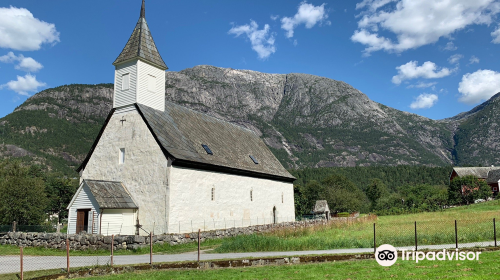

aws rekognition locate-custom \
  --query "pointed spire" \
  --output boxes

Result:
[113,0,168,70]
[140,0,145,18]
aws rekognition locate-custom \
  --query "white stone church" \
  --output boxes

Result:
[67,1,295,236]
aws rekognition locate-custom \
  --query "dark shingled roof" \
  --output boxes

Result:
[136,102,295,182]
[85,180,138,209]
[112,0,167,70]
[452,167,500,179]
[312,200,330,214]
[487,169,500,184]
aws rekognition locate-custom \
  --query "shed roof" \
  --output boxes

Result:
[136,102,295,182]
[452,167,500,179]
[85,180,138,209]
[312,200,330,214]
[487,169,500,184]
[112,0,167,70]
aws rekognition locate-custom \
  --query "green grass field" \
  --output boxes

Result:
[214,200,500,253]
[1,200,498,257]
[78,250,500,280]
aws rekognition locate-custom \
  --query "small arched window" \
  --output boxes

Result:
[211,188,215,201]
[282,192,284,203]
[250,190,253,201]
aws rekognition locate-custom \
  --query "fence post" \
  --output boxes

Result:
[494,218,497,247]
[373,223,376,253]
[12,221,16,233]
[20,246,23,280]
[414,221,418,251]
[149,232,153,265]
[455,220,458,249]
[66,239,70,274]
[198,229,201,262]
[111,234,114,267]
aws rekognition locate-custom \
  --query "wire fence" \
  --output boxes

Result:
[374,217,499,251]
[0,216,498,279]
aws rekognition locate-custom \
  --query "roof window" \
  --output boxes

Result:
[249,155,259,164]
[202,144,213,155]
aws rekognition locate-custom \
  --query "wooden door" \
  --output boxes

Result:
[76,209,89,234]
[76,210,85,234]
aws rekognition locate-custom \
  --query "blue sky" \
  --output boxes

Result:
[1,0,500,120]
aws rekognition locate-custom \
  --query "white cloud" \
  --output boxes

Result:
[469,55,480,64]
[392,61,452,85]
[356,0,397,12]
[270,15,279,21]
[444,41,458,51]
[410,93,438,109]
[281,2,329,38]
[491,24,500,43]
[0,6,60,51]
[448,54,463,65]
[352,0,500,55]
[228,21,276,59]
[407,81,437,89]
[1,74,46,96]
[0,51,43,72]
[458,69,500,104]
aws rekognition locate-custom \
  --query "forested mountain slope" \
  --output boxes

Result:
[0,65,498,175]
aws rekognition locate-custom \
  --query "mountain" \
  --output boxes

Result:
[0,65,498,175]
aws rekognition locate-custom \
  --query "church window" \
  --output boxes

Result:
[202,144,213,155]
[148,74,156,92]
[211,188,215,201]
[249,155,259,164]
[282,192,284,203]
[119,148,125,164]
[250,190,253,201]
[122,73,130,90]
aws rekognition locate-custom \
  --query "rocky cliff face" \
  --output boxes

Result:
[164,66,455,168]
[1,65,499,174]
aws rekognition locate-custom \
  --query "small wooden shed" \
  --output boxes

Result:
[312,200,330,220]
[67,180,138,235]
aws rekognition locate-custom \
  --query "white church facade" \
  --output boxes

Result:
[67,0,295,235]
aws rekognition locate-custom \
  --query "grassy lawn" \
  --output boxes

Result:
[0,269,62,280]
[214,200,500,253]
[80,250,500,280]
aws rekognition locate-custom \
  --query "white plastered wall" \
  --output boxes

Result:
[81,109,169,235]
[168,166,295,233]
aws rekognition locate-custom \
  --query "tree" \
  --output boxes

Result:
[448,175,491,205]
[366,178,389,210]
[45,174,78,223]
[294,180,322,216]
[320,175,369,213]
[0,160,48,225]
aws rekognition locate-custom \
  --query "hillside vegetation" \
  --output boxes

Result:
[0,66,499,174]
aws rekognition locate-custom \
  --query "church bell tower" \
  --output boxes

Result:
[112,0,168,112]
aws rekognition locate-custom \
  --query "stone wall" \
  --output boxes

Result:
[0,218,359,251]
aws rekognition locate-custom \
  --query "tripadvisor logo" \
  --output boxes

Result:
[375,244,398,266]
[375,244,482,266]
